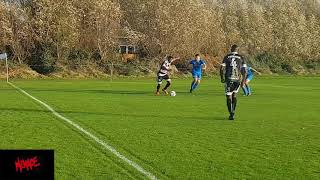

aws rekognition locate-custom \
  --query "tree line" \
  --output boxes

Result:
[0,0,319,75]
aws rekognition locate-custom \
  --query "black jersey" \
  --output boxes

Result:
[221,52,247,82]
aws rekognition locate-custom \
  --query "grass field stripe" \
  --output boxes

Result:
[8,82,158,180]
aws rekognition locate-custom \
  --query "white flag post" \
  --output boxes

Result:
[0,53,8,82]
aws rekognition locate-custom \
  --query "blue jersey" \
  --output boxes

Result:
[190,60,206,74]
[247,66,253,77]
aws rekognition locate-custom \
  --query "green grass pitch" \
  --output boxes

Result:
[0,76,319,179]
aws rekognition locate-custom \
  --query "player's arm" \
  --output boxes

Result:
[202,61,207,70]
[251,67,261,75]
[171,57,180,63]
[188,60,193,70]
[220,58,226,83]
[166,57,180,71]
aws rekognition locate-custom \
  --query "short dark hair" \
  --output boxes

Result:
[231,45,238,52]
[167,56,173,61]
[195,54,200,57]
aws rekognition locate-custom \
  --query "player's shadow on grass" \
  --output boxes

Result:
[22,88,153,95]
[0,107,51,113]
[21,88,223,96]
[68,112,227,121]
[0,107,227,121]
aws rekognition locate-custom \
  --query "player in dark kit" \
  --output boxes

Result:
[220,45,247,120]
[156,56,180,96]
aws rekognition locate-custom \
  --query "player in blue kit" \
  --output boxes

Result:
[189,54,206,93]
[242,65,261,96]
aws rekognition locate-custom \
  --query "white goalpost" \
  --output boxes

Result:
[0,53,8,83]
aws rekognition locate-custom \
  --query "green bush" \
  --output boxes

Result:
[305,59,320,70]
[252,53,303,74]
[68,49,90,66]
[28,42,56,75]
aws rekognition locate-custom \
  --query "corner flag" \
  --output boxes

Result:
[0,53,9,82]
[0,53,7,60]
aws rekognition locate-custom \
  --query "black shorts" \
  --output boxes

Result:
[225,81,240,96]
[157,74,171,84]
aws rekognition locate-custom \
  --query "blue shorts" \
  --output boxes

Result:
[192,72,202,79]
[247,75,253,81]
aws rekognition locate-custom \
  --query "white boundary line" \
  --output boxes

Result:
[8,82,157,180]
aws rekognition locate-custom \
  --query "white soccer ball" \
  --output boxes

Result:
[170,91,176,97]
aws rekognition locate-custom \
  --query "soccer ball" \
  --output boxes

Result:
[170,91,176,97]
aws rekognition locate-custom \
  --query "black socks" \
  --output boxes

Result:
[163,82,171,90]
[227,98,232,114]
[227,96,237,114]
[232,96,237,113]
[157,84,161,92]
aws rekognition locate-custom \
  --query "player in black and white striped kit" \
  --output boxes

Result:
[156,56,179,95]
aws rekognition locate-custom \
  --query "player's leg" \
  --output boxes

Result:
[228,93,237,120]
[156,76,163,95]
[190,72,196,91]
[246,79,252,96]
[190,78,195,92]
[246,76,253,96]
[232,92,237,113]
[162,75,171,95]
[193,73,201,90]
[226,95,233,114]
[225,82,234,120]
[242,80,249,96]
[230,82,240,120]
[190,76,198,93]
